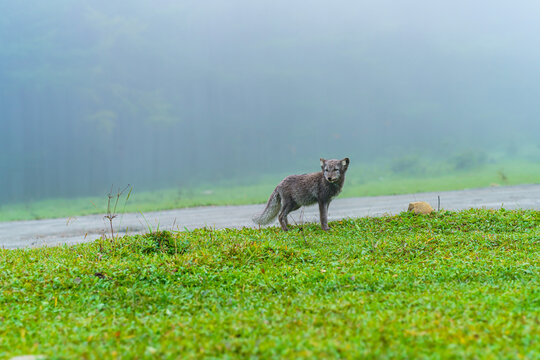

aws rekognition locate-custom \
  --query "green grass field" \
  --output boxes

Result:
[2,159,540,222]
[1,209,538,359]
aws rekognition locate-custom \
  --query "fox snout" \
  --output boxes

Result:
[325,174,340,183]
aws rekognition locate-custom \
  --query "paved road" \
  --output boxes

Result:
[1,184,539,249]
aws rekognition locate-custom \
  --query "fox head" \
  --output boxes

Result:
[320,157,350,183]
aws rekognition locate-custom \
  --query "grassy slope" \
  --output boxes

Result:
[1,209,539,359]
[1,160,540,222]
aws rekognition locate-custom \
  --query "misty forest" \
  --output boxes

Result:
[1,0,540,208]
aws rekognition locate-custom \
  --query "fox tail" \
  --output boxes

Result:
[252,188,281,225]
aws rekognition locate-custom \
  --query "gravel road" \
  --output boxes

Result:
[1,184,539,249]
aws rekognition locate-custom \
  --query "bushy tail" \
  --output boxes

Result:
[253,189,281,225]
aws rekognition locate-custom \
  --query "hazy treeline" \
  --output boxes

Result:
[1,1,540,203]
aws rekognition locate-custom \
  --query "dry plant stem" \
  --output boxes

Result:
[104,184,131,243]
[301,209,306,244]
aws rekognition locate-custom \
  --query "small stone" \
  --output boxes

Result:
[10,356,46,360]
[408,201,434,214]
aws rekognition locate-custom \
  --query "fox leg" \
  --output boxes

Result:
[278,198,297,231]
[318,201,330,231]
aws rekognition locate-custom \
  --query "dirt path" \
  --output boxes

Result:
[1,184,539,249]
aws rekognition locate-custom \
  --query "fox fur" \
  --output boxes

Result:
[253,157,350,231]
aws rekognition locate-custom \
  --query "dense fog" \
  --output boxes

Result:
[1,1,539,203]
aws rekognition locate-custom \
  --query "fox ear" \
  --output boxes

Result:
[342,158,350,167]
[320,158,326,167]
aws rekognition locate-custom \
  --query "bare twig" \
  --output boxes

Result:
[299,209,307,245]
[104,184,132,244]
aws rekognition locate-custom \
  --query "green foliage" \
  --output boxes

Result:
[1,209,539,358]
[451,150,488,171]
[138,230,190,256]
[390,155,425,175]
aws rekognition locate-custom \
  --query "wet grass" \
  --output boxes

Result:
[1,209,539,359]
[2,160,540,222]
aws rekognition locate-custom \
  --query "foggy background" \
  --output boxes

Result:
[1,0,540,204]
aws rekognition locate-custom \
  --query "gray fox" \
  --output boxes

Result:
[253,158,350,231]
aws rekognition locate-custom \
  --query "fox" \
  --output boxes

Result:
[253,157,350,231]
